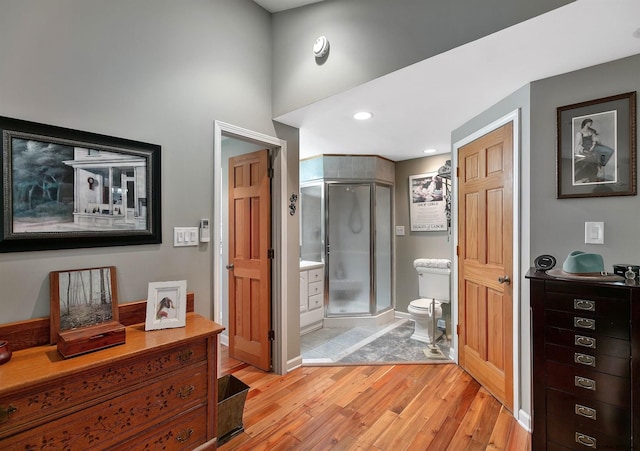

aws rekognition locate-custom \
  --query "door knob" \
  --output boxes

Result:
[226,264,234,270]
[498,275,511,284]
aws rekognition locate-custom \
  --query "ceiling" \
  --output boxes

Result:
[252,0,325,13]
[263,0,640,162]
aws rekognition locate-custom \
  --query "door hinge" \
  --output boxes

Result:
[456,245,459,256]
[268,167,274,178]
[456,167,460,178]
[456,324,460,335]
[267,248,275,259]
[268,330,275,341]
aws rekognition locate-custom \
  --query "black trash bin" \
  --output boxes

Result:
[217,375,250,445]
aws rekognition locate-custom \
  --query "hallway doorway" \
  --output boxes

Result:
[214,121,289,374]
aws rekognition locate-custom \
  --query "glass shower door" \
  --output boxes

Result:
[375,184,392,313]
[326,184,371,315]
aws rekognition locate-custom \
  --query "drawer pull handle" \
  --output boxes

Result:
[0,405,17,423]
[177,384,195,399]
[575,404,597,420]
[575,376,596,391]
[177,349,194,362]
[575,353,596,367]
[575,432,597,448]
[574,299,595,311]
[575,335,596,349]
[176,427,194,443]
[574,317,596,330]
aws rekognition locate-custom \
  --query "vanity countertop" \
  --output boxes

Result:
[300,260,324,270]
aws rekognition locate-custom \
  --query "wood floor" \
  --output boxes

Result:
[218,347,531,450]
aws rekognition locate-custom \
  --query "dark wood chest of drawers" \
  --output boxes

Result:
[527,269,640,450]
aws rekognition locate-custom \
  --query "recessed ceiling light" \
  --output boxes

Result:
[353,111,373,120]
[423,148,437,154]
[634,27,640,39]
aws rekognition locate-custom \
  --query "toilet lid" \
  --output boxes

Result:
[411,298,433,310]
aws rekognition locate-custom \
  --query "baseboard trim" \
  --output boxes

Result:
[517,409,532,432]
[287,356,303,372]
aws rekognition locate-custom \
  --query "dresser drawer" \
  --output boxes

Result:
[308,268,324,283]
[545,290,629,319]
[546,326,630,358]
[3,361,209,450]
[545,309,629,340]
[308,280,324,297]
[0,340,207,437]
[308,293,324,310]
[115,405,208,450]
[547,421,630,451]
[547,388,630,439]
[546,360,630,407]
[545,343,630,378]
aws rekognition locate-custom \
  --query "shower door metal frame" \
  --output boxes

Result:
[324,180,394,317]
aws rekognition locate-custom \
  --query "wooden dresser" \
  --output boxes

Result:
[527,269,640,450]
[0,312,224,450]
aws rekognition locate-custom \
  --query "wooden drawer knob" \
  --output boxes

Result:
[0,405,17,423]
[177,349,194,362]
[176,427,194,443]
[177,385,195,399]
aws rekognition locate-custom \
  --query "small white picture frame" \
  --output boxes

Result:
[145,280,187,331]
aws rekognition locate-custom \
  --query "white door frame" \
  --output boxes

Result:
[451,109,525,427]
[213,121,288,375]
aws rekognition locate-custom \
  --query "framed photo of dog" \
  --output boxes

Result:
[145,280,187,330]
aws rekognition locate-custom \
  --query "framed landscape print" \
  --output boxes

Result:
[557,91,636,198]
[50,266,119,344]
[0,116,161,252]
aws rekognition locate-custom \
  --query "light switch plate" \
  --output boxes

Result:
[395,226,405,236]
[174,227,199,247]
[584,222,604,244]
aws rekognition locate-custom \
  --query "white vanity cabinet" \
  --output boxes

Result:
[300,261,325,335]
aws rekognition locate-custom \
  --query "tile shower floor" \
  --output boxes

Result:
[301,318,452,365]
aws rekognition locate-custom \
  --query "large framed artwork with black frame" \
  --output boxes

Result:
[557,91,636,199]
[0,116,161,252]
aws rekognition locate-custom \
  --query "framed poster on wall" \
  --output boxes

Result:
[409,172,448,232]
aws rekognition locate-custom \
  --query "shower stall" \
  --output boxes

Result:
[300,155,394,320]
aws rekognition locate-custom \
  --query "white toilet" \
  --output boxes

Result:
[408,259,451,343]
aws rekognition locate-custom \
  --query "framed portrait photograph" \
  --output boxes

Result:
[145,280,187,331]
[557,91,636,198]
[409,172,448,231]
[49,266,119,344]
[0,116,161,252]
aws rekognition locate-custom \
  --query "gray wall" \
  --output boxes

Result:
[0,0,285,323]
[529,54,640,266]
[394,154,453,313]
[271,0,572,117]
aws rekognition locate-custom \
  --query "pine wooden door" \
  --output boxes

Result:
[458,122,514,410]
[228,149,271,371]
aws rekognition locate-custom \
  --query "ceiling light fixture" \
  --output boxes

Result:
[423,148,437,154]
[633,27,640,39]
[353,111,373,120]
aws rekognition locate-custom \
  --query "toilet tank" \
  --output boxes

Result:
[415,259,451,302]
